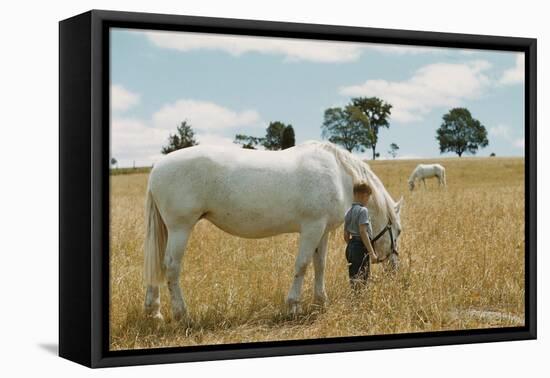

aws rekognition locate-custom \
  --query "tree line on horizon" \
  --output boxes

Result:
[320,96,489,159]
[113,97,490,165]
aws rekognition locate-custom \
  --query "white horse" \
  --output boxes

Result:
[408,164,446,191]
[143,141,403,321]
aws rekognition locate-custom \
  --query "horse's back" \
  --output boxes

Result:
[416,163,444,171]
[147,144,348,236]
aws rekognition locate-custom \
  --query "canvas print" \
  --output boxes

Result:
[109,28,525,351]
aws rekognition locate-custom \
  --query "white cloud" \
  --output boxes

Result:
[489,124,525,150]
[513,137,525,149]
[196,133,240,148]
[499,54,525,85]
[152,99,261,131]
[111,117,244,166]
[146,31,363,63]
[366,44,446,55]
[112,100,264,166]
[111,118,166,166]
[111,84,140,112]
[144,31,453,63]
[489,124,511,139]
[339,60,491,123]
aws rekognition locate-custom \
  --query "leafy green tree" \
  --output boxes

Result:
[263,121,287,150]
[234,134,264,149]
[351,97,392,160]
[110,157,118,168]
[321,105,371,152]
[234,121,294,150]
[436,108,488,157]
[161,121,198,154]
[281,125,295,149]
[388,143,399,158]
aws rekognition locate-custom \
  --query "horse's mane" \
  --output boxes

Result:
[302,141,397,224]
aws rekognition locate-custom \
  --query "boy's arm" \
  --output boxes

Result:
[359,224,377,260]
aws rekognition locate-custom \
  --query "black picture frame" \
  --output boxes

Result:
[59,9,537,368]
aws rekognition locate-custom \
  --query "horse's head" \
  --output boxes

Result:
[408,180,415,191]
[372,196,403,267]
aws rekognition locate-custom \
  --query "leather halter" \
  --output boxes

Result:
[370,219,398,262]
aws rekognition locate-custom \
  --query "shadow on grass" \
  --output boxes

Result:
[111,299,326,349]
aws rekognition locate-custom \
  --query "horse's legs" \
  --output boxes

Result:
[312,231,329,305]
[423,178,427,188]
[286,221,326,314]
[144,286,162,320]
[164,226,191,321]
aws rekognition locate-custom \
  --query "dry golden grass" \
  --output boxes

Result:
[109,156,525,350]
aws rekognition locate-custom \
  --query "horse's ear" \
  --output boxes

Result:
[395,196,404,214]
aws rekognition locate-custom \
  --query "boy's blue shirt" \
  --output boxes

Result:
[344,202,373,239]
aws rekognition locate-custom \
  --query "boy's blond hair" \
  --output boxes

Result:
[353,182,373,196]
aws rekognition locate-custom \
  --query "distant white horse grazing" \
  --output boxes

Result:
[408,164,446,191]
[143,141,403,321]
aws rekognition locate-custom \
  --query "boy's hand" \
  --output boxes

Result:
[371,250,378,261]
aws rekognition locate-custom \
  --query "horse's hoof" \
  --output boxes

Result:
[171,308,189,323]
[286,299,301,316]
[152,312,164,321]
[144,307,164,321]
[313,293,328,307]
[144,312,164,323]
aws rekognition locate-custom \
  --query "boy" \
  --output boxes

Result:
[343,182,378,287]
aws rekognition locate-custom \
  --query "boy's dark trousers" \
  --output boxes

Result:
[345,237,370,286]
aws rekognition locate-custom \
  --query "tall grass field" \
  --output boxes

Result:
[109,156,524,350]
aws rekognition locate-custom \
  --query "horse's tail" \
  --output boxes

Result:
[441,167,447,186]
[144,188,167,286]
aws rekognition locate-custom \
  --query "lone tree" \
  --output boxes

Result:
[388,143,399,158]
[263,121,286,150]
[351,97,392,160]
[281,125,295,149]
[436,108,488,157]
[161,121,198,154]
[321,105,371,153]
[234,121,294,150]
[110,157,118,168]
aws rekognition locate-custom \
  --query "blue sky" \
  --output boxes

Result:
[110,28,525,167]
